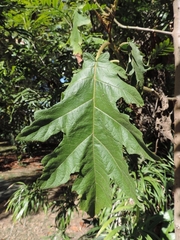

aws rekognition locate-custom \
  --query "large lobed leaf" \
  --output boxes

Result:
[17,52,158,216]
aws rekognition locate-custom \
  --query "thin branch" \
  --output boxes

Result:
[143,86,161,98]
[143,86,176,101]
[94,0,172,36]
[114,18,172,36]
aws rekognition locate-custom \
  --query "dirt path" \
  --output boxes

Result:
[0,155,93,240]
[0,206,91,240]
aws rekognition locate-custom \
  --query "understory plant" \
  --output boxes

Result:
[6,181,49,221]
[6,181,77,239]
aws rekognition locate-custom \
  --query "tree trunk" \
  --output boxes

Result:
[173,0,180,239]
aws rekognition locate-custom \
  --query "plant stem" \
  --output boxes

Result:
[113,18,172,36]
[143,86,176,101]
[96,41,110,60]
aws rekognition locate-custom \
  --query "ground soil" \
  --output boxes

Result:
[0,154,93,240]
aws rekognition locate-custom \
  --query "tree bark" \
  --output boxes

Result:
[173,1,180,239]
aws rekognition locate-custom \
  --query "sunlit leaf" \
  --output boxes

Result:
[70,10,91,54]
[17,52,158,216]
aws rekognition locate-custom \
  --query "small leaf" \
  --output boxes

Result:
[151,38,174,58]
[119,42,130,53]
[96,217,116,238]
[104,227,121,240]
[128,42,146,89]
[70,10,91,54]
[70,25,82,54]
[75,12,90,27]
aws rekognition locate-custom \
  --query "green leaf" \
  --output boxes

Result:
[17,52,158,216]
[151,38,174,58]
[82,3,98,12]
[128,42,146,89]
[96,217,117,238]
[104,227,121,240]
[70,25,82,55]
[70,10,91,54]
[75,12,90,27]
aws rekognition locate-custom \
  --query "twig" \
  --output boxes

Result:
[143,86,176,101]
[114,18,172,36]
[143,86,161,98]
[94,0,172,36]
